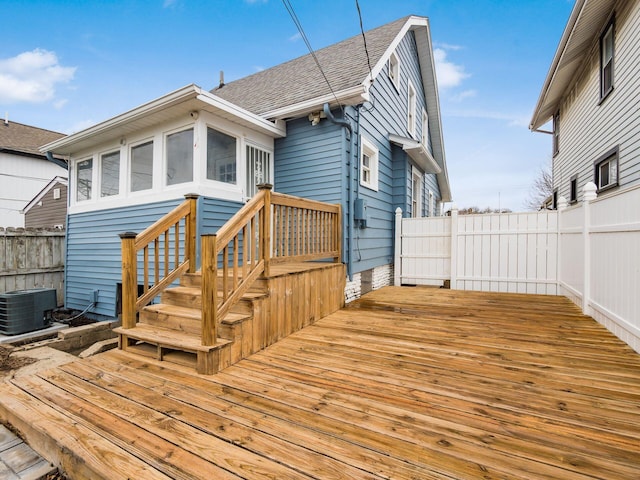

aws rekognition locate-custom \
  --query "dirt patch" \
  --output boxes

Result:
[51,309,96,328]
[0,345,36,372]
[41,469,69,480]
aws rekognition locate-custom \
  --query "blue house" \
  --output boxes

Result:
[43,15,450,373]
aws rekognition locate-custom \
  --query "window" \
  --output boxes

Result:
[411,168,422,217]
[246,144,272,198]
[100,151,120,197]
[131,141,153,192]
[407,81,416,137]
[207,127,237,184]
[594,146,619,191]
[600,17,615,100]
[569,175,577,203]
[552,111,560,156]
[166,129,193,186]
[360,136,379,191]
[388,52,400,90]
[421,109,429,147]
[76,159,92,202]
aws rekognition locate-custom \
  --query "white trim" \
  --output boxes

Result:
[261,84,369,120]
[407,80,417,138]
[360,136,379,191]
[388,51,400,91]
[411,167,422,217]
[21,176,68,214]
[99,148,121,198]
[164,125,195,187]
[388,134,441,174]
[421,108,429,146]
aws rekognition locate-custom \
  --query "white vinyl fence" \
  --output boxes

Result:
[395,183,640,353]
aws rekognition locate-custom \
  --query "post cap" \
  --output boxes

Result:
[119,232,138,239]
[257,183,273,190]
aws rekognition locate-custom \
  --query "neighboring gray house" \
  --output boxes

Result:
[530,0,640,205]
[21,176,68,228]
[0,120,67,227]
[43,15,451,319]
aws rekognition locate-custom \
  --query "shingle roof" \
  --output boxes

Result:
[212,16,412,115]
[0,120,65,157]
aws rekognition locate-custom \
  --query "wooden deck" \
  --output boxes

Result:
[2,287,640,479]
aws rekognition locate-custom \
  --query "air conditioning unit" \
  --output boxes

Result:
[0,288,57,335]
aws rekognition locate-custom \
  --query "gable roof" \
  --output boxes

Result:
[0,120,65,158]
[213,16,412,118]
[530,0,617,130]
[21,176,68,214]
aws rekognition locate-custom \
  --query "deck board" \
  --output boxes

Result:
[2,286,640,479]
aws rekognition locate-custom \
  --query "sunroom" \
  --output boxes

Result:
[48,84,286,215]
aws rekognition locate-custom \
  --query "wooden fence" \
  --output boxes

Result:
[0,228,65,305]
[394,183,640,353]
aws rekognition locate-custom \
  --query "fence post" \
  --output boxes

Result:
[556,196,568,295]
[394,208,402,286]
[450,204,458,290]
[582,183,597,315]
[335,203,343,264]
[184,193,199,273]
[258,184,272,278]
[119,232,138,329]
[201,233,218,345]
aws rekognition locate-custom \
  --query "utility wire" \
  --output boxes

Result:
[281,0,344,114]
[355,0,373,85]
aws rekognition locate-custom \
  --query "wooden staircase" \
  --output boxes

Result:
[114,272,268,375]
[116,186,344,375]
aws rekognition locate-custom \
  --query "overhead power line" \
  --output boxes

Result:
[281,0,344,114]
[355,0,373,85]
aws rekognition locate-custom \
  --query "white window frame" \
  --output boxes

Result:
[129,138,155,194]
[245,142,274,199]
[205,124,240,187]
[164,126,195,187]
[99,148,121,198]
[421,108,429,146]
[428,190,435,217]
[388,51,400,91]
[75,157,94,203]
[411,167,422,217]
[407,80,417,138]
[360,136,379,191]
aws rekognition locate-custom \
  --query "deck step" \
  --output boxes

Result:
[114,324,232,375]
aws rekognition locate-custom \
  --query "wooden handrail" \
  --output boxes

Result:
[120,194,198,329]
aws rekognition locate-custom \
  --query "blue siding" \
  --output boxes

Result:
[66,196,242,319]
[274,116,344,205]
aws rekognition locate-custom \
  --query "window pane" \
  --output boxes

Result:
[131,141,153,192]
[76,159,92,201]
[167,129,193,186]
[101,151,120,197]
[600,161,610,187]
[207,128,236,184]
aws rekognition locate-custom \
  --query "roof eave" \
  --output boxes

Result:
[42,84,285,155]
[262,85,369,120]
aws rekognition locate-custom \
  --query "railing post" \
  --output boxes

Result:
[119,232,138,329]
[557,196,568,295]
[201,233,218,346]
[394,208,402,286]
[258,184,272,278]
[335,203,343,264]
[185,193,199,273]
[450,204,458,290]
[582,183,597,316]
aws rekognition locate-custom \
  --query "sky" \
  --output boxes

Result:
[0,0,574,211]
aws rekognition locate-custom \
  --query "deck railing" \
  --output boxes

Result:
[120,185,342,345]
[201,185,342,345]
[119,194,198,329]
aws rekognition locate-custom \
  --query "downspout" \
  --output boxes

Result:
[46,151,69,169]
[323,103,354,278]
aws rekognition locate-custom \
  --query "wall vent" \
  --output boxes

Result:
[0,288,57,335]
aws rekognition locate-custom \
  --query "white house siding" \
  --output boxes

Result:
[0,153,67,227]
[555,0,640,201]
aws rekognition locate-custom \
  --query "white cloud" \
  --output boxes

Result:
[253,66,265,72]
[53,99,68,109]
[450,89,477,102]
[448,109,530,128]
[289,32,302,42]
[163,0,177,7]
[66,119,96,134]
[0,49,76,104]
[435,42,463,51]
[433,48,469,89]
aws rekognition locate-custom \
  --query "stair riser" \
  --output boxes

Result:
[139,310,201,335]
[162,290,255,315]
[181,274,268,291]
